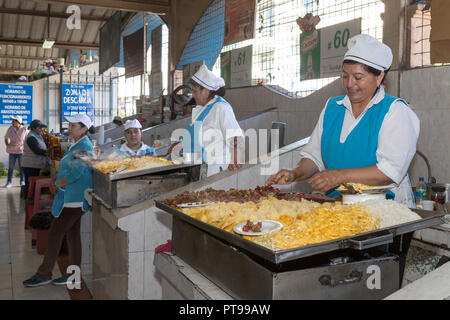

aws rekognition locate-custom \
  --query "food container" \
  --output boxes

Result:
[342,193,386,205]
[427,183,450,203]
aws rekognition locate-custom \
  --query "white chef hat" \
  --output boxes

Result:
[191,64,225,91]
[64,113,92,128]
[124,119,142,130]
[343,34,393,71]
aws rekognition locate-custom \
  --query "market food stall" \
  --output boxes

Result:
[155,187,446,299]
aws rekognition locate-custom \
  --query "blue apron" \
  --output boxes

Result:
[182,97,227,162]
[321,94,407,199]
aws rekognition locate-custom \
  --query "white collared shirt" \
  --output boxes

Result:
[300,86,420,207]
[191,95,244,176]
[118,142,153,156]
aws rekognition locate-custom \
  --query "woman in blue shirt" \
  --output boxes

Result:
[266,34,419,208]
[23,113,95,287]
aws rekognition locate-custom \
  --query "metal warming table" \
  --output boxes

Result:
[92,163,205,209]
[155,200,446,299]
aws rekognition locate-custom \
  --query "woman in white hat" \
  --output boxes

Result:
[23,113,95,287]
[266,34,420,208]
[113,119,155,157]
[174,64,244,177]
[4,115,26,187]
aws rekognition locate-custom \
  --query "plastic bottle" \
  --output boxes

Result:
[415,177,426,209]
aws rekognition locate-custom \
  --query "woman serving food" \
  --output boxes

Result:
[266,34,420,207]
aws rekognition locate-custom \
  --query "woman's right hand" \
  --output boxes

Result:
[265,169,297,186]
[49,179,57,195]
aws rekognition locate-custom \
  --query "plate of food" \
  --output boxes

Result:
[233,220,283,236]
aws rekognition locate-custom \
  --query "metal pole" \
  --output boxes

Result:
[110,74,113,121]
[101,73,104,125]
[69,70,72,117]
[78,69,80,114]
[46,77,49,126]
[93,71,96,127]
[59,69,63,133]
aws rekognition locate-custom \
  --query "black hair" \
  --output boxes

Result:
[79,122,96,135]
[343,60,389,85]
[189,79,226,100]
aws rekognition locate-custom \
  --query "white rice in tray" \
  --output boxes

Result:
[360,199,421,228]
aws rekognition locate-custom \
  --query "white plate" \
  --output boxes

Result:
[177,202,215,208]
[233,220,283,236]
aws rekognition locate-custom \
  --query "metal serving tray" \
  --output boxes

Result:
[155,201,446,264]
[96,162,200,181]
[92,163,204,209]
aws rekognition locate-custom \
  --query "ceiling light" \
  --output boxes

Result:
[42,39,55,49]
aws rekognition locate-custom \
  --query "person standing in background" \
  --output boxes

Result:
[4,115,26,188]
[22,119,48,197]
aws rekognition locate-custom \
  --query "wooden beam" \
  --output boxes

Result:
[0,7,108,21]
[0,55,55,61]
[0,70,33,76]
[120,12,136,32]
[33,0,169,14]
[0,38,99,50]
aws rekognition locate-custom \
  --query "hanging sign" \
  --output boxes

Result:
[0,83,33,125]
[221,45,252,88]
[62,83,94,123]
[300,18,361,80]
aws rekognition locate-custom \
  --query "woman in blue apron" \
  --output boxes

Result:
[174,65,244,177]
[266,34,420,208]
[23,113,95,287]
[112,119,155,157]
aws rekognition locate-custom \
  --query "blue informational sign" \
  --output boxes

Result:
[62,83,94,122]
[0,83,33,125]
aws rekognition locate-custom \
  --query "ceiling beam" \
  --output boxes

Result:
[0,38,99,50]
[0,8,108,21]
[0,70,34,76]
[0,55,55,61]
[32,0,169,14]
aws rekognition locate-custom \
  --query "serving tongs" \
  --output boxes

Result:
[341,183,359,194]
[177,202,216,208]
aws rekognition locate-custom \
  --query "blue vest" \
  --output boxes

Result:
[321,94,407,197]
[182,96,228,162]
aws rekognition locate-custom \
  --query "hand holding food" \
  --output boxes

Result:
[265,169,297,185]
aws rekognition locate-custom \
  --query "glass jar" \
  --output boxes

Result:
[431,186,446,204]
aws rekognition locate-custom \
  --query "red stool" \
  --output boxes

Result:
[25,176,47,230]
[30,178,53,253]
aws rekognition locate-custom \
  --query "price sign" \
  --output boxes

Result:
[320,19,361,78]
[221,45,252,88]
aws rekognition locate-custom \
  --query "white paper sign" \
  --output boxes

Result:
[320,19,361,78]
[230,45,252,88]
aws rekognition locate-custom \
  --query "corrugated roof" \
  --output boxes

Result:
[0,0,116,79]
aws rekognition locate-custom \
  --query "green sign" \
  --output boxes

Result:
[300,30,320,80]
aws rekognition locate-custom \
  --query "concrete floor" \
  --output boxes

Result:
[0,177,93,300]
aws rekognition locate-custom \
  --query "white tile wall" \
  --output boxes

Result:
[118,211,145,253]
[128,251,144,300]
